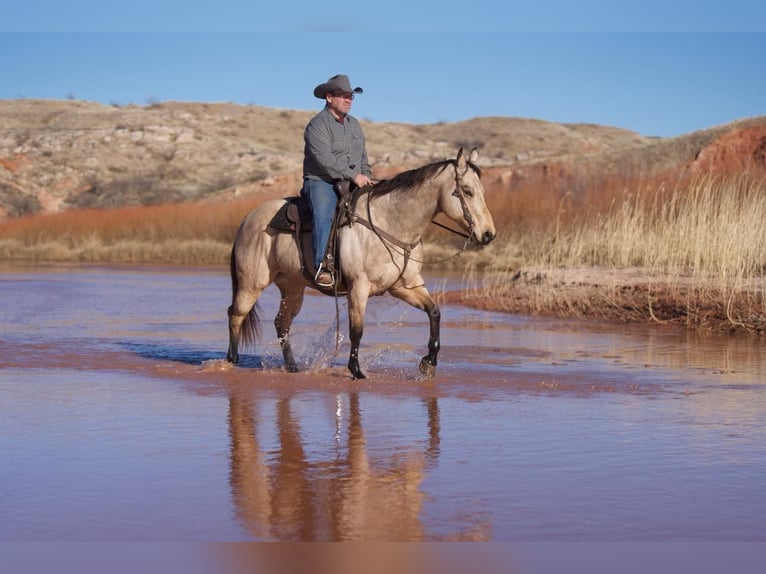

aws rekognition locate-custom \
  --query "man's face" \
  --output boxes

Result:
[326,91,354,117]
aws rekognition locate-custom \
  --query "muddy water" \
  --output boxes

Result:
[2,264,766,542]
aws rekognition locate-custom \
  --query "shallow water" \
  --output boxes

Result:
[2,264,766,542]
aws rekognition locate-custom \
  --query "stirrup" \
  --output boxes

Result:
[315,267,334,287]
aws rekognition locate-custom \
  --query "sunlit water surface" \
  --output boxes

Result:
[2,264,765,542]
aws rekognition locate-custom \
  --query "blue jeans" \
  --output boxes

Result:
[301,178,337,270]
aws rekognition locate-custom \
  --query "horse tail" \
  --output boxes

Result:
[241,304,261,350]
[229,244,261,350]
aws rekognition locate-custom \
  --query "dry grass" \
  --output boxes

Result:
[547,173,766,275]
[456,172,766,332]
[0,197,264,264]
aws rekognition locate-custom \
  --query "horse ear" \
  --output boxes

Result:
[469,147,479,164]
[456,147,466,170]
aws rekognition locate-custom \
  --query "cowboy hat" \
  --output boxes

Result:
[313,74,364,99]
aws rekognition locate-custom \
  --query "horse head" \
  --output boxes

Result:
[441,147,496,245]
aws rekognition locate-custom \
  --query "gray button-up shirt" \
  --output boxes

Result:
[303,106,371,183]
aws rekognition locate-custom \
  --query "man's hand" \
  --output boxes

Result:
[353,173,373,188]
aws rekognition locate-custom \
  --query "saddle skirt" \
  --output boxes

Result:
[267,196,313,233]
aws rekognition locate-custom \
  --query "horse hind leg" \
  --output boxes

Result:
[227,289,262,364]
[274,282,305,373]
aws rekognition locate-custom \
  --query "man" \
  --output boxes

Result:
[302,74,374,288]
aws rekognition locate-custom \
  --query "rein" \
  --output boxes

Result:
[429,218,471,240]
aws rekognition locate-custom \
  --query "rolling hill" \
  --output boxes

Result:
[1,98,765,219]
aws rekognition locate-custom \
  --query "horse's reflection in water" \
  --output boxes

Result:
[227,392,485,541]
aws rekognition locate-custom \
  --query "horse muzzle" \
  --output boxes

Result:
[473,229,496,245]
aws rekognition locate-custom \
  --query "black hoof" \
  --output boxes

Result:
[419,357,436,379]
[348,360,366,380]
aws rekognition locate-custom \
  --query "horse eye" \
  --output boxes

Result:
[463,187,474,198]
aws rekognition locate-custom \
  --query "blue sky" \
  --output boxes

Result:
[2,3,765,137]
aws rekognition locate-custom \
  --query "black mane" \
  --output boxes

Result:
[368,159,481,199]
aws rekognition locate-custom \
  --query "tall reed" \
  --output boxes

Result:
[548,173,766,280]
[473,172,766,330]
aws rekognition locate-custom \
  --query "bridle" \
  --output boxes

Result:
[430,166,476,241]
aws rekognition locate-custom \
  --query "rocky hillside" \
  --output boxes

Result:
[1,99,765,219]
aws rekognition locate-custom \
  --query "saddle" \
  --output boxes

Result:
[267,181,359,291]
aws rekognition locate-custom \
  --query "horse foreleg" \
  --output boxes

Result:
[347,286,370,380]
[389,284,440,379]
[275,284,305,373]
[420,303,441,379]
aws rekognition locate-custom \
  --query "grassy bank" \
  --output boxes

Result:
[2,173,765,332]
[456,172,766,332]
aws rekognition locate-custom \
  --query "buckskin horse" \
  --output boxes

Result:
[226,147,495,379]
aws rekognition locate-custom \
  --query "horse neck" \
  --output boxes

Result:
[366,173,446,243]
